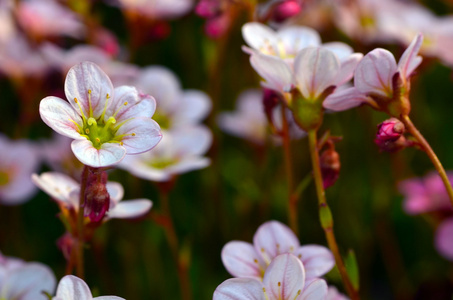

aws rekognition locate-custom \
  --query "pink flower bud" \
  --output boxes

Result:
[376,118,405,142]
[195,0,223,19]
[320,148,340,189]
[205,14,230,39]
[56,233,76,262]
[272,0,303,23]
[84,169,110,222]
[263,88,281,126]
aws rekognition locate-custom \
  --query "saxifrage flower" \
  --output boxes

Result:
[39,61,162,168]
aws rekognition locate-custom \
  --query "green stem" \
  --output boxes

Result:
[402,115,453,207]
[281,108,298,235]
[160,189,192,300]
[76,165,89,279]
[307,130,359,300]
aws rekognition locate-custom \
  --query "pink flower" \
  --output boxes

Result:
[0,134,40,205]
[39,61,162,168]
[17,0,85,39]
[323,33,423,113]
[214,253,328,300]
[53,275,124,300]
[326,286,349,300]
[221,220,334,280]
[32,172,153,220]
[435,218,453,261]
[118,126,212,182]
[398,171,453,215]
[0,252,56,300]
[113,0,193,20]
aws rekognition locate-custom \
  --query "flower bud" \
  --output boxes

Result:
[376,118,405,142]
[263,88,281,126]
[84,169,110,222]
[271,0,302,23]
[57,233,76,262]
[195,0,223,19]
[320,148,340,189]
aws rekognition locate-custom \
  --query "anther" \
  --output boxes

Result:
[88,89,92,94]
[124,102,128,106]
[120,142,124,146]
[254,259,258,263]
[289,246,294,252]
[278,282,281,287]
[74,98,78,103]
[131,133,136,136]
[95,138,101,143]
[261,248,265,253]
[85,129,90,134]
[106,93,110,99]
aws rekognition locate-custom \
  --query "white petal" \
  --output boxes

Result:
[299,279,328,300]
[263,254,305,300]
[115,117,162,154]
[213,278,265,300]
[323,87,369,111]
[294,47,340,100]
[322,42,353,62]
[31,172,79,204]
[3,263,56,300]
[55,275,93,300]
[294,245,335,278]
[106,181,124,204]
[94,297,125,300]
[278,26,321,54]
[171,126,212,156]
[173,90,212,126]
[108,199,152,219]
[398,33,423,80]
[71,139,126,167]
[354,48,397,97]
[253,220,300,263]
[221,241,265,279]
[106,86,157,123]
[65,61,114,119]
[242,22,278,52]
[250,53,293,94]
[334,53,363,86]
[40,96,83,139]
[166,157,211,175]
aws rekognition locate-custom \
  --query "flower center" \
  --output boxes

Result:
[152,111,171,130]
[0,170,9,186]
[147,157,178,169]
[82,116,118,149]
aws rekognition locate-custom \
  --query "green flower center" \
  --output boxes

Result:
[0,170,9,186]
[152,111,171,130]
[147,157,178,169]
[360,15,375,28]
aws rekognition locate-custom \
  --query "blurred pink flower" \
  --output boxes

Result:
[133,66,212,132]
[39,61,162,167]
[0,134,40,205]
[113,0,193,20]
[119,126,212,182]
[17,0,85,39]
[398,171,453,215]
[53,275,124,300]
[214,253,328,300]
[32,172,153,220]
[435,218,453,261]
[0,252,56,300]
[323,33,423,112]
[222,220,334,280]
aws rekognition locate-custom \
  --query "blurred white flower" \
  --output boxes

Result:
[53,275,124,300]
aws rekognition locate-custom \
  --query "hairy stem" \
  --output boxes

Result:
[402,115,453,206]
[308,130,359,300]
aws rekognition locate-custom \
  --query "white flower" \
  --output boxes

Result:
[53,275,124,300]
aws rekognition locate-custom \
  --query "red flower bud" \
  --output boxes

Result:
[376,118,405,141]
[272,0,303,23]
[320,148,340,189]
[84,169,110,223]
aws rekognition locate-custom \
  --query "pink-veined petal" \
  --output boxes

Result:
[334,53,363,86]
[106,181,124,204]
[107,199,152,219]
[294,47,340,100]
[71,139,126,167]
[323,87,369,112]
[39,96,83,139]
[326,286,349,300]
[94,297,125,300]
[3,263,56,300]
[398,33,423,80]
[354,48,397,97]
[213,278,265,300]
[31,172,79,204]
[118,155,172,182]
[221,241,265,279]
[106,86,157,123]
[250,53,293,94]
[65,61,114,119]
[171,126,212,156]
[242,22,278,52]
[294,245,335,278]
[263,253,305,300]
[299,279,328,300]
[435,218,453,261]
[55,275,92,300]
[115,117,162,154]
[253,220,300,264]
